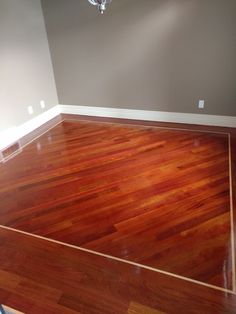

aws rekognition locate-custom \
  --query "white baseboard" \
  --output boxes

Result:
[59,104,236,128]
[1,104,235,152]
[0,106,60,151]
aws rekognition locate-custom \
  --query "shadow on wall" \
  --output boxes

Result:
[0,0,58,133]
[103,0,198,110]
[43,0,236,116]
[59,0,198,108]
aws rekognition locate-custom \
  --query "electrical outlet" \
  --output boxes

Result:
[27,106,34,115]
[198,100,205,109]
[40,100,46,109]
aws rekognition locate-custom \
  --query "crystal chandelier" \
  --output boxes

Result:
[87,0,112,14]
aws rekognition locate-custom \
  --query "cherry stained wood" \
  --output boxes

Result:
[0,227,236,314]
[0,120,233,291]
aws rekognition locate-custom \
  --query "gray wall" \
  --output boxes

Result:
[0,0,58,132]
[42,0,236,116]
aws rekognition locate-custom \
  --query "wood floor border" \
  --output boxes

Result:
[61,116,230,136]
[229,133,236,292]
[0,223,235,295]
[1,115,235,294]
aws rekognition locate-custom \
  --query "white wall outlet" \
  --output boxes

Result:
[40,100,46,109]
[198,100,205,109]
[27,105,34,115]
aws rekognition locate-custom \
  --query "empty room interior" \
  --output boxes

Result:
[0,0,236,313]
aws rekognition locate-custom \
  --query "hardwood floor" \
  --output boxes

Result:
[0,227,236,314]
[0,116,235,313]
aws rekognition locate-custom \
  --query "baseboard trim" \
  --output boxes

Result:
[58,105,236,128]
[0,106,60,155]
[1,104,235,159]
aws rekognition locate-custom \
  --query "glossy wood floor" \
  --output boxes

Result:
[1,227,236,314]
[0,119,233,293]
[0,116,236,313]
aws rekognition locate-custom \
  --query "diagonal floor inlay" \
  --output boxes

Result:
[0,120,233,291]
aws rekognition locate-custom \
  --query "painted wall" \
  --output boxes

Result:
[42,0,236,116]
[0,0,58,132]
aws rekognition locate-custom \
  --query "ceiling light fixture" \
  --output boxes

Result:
[87,0,112,14]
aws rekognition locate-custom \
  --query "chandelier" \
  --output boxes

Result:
[87,0,112,14]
